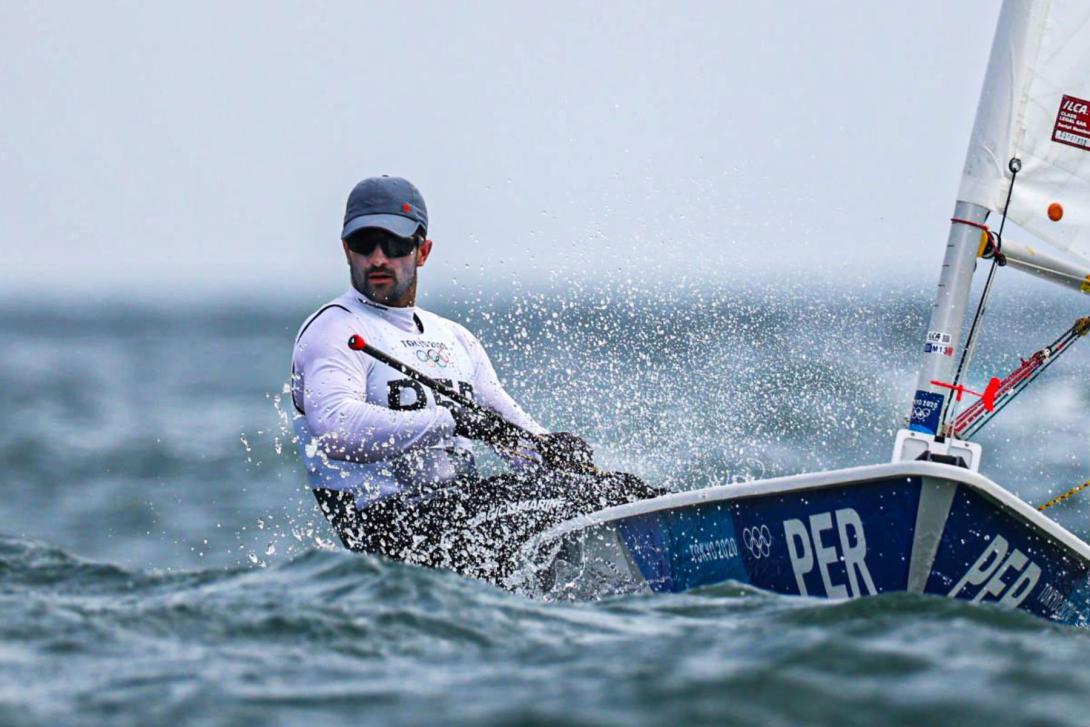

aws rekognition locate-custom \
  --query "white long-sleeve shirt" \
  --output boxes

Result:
[291,290,546,505]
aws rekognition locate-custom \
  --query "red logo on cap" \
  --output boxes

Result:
[402,203,412,213]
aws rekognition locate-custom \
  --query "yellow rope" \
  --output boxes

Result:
[1037,478,1090,511]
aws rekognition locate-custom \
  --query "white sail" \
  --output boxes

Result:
[958,0,1090,262]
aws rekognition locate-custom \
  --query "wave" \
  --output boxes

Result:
[3,534,1090,725]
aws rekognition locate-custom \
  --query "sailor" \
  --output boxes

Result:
[291,175,659,585]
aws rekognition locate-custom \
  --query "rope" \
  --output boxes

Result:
[958,318,1090,438]
[940,158,1020,432]
[1038,478,1090,511]
[949,217,990,232]
[949,218,999,260]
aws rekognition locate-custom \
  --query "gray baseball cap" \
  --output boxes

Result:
[341,175,428,240]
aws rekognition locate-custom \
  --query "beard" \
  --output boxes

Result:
[351,264,417,307]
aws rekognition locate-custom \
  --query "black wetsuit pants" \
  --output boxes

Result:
[313,468,663,587]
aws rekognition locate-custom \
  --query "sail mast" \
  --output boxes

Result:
[909,0,1045,437]
[910,0,1090,436]
[908,204,988,436]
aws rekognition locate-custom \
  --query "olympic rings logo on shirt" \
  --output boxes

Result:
[742,524,772,559]
[415,348,451,368]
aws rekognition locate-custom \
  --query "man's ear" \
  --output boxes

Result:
[417,239,433,267]
[342,239,352,264]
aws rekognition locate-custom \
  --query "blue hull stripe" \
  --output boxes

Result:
[606,475,1090,625]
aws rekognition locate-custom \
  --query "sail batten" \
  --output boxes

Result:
[958,0,1090,262]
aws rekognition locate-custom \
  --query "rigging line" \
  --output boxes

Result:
[958,251,1001,382]
[963,335,1078,437]
[961,319,1090,438]
[962,348,1062,438]
[961,331,1073,438]
[940,158,1020,432]
[994,157,1019,240]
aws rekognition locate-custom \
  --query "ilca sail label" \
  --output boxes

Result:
[1053,95,1090,152]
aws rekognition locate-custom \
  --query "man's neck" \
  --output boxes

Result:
[352,285,415,309]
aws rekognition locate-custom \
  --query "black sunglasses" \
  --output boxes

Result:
[345,229,422,258]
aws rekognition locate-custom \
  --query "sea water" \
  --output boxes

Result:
[2,277,1089,725]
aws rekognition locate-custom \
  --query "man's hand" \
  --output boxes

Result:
[450,404,511,445]
[537,432,595,473]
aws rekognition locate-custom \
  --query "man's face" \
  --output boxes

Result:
[343,229,432,307]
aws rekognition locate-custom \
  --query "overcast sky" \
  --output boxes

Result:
[1,1,1001,300]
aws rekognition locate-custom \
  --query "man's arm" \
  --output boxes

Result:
[294,313,455,463]
[449,323,599,472]
[452,324,547,436]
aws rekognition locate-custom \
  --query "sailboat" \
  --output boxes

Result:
[514,0,1090,624]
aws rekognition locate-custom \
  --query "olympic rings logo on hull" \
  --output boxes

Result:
[415,348,451,368]
[742,524,772,559]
